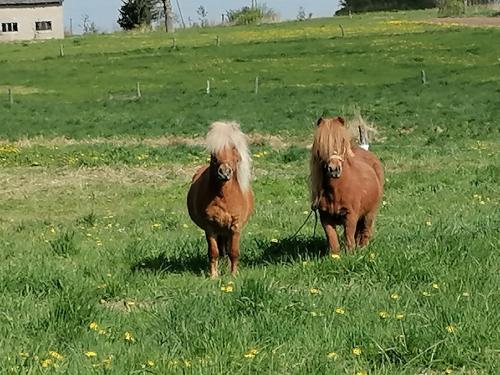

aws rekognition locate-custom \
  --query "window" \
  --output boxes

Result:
[1,23,18,33]
[35,21,52,31]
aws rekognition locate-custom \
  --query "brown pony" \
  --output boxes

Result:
[187,121,254,278]
[310,116,384,254]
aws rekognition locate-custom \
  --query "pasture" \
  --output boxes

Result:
[0,9,499,374]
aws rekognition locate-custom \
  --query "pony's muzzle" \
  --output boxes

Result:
[327,165,342,178]
[217,164,233,181]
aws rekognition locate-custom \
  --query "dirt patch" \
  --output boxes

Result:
[426,17,500,27]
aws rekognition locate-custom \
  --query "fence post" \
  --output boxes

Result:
[421,70,427,84]
[206,80,210,95]
[172,38,177,49]
[8,88,14,106]
[339,24,345,37]
[254,76,259,95]
[136,82,142,98]
[216,35,220,46]
[59,44,64,57]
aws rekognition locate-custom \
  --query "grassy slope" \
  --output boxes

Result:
[0,10,499,374]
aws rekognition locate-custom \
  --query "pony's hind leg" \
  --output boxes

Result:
[358,212,376,247]
[206,233,220,279]
[228,232,241,277]
[355,217,366,246]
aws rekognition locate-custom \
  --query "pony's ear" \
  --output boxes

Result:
[316,117,324,126]
[337,116,345,126]
[231,146,241,161]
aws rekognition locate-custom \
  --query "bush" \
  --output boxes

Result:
[438,0,466,16]
[226,5,278,25]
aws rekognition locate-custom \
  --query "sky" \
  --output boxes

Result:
[64,1,341,33]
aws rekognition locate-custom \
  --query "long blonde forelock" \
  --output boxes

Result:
[206,121,252,191]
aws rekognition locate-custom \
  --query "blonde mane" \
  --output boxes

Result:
[206,121,252,191]
[310,117,356,204]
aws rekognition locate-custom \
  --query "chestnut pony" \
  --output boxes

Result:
[187,121,254,278]
[310,117,384,254]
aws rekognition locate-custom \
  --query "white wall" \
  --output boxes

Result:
[0,5,64,42]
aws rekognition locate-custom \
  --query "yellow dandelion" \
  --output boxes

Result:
[379,310,390,319]
[48,351,64,361]
[446,324,457,333]
[422,291,431,297]
[144,360,155,367]
[221,281,234,293]
[302,261,308,267]
[432,283,440,289]
[19,352,29,358]
[244,348,259,359]
[425,221,432,226]
[390,293,400,300]
[182,224,189,228]
[41,359,53,368]
[183,359,192,367]
[151,223,161,228]
[309,288,320,295]
[89,322,99,330]
[302,210,309,215]
[462,292,470,297]
[369,252,376,260]
[445,368,453,374]
[124,331,135,342]
[326,351,338,359]
[395,313,405,320]
[331,253,341,260]
[357,371,368,375]
[102,356,113,368]
[335,307,345,315]
[49,227,56,234]
[85,351,97,358]
[270,238,279,244]
[352,347,362,356]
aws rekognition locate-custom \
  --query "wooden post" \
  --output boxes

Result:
[339,24,345,38]
[222,14,225,24]
[349,10,352,19]
[254,76,259,95]
[421,70,427,84]
[172,38,177,48]
[136,82,142,98]
[206,80,210,94]
[216,35,220,46]
[8,88,13,106]
[59,44,64,57]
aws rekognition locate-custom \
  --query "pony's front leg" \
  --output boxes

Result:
[344,215,358,252]
[206,233,219,279]
[228,232,241,277]
[320,212,340,255]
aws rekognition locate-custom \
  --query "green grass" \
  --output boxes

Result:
[0,10,499,374]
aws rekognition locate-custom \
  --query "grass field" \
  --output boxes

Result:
[0,9,499,374]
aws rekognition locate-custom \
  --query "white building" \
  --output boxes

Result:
[0,0,64,42]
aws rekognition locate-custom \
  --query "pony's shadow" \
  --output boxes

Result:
[131,235,329,276]
[132,252,207,275]
[248,235,328,266]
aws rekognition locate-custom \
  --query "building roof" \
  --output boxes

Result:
[0,0,63,5]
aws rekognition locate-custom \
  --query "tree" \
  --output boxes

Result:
[158,0,175,33]
[118,0,156,30]
[197,5,208,27]
[336,0,437,14]
[81,14,98,34]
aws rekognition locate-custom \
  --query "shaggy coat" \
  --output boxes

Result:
[187,122,254,278]
[310,117,384,253]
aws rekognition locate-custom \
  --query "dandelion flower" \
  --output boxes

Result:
[357,371,368,375]
[85,351,97,358]
[244,348,258,359]
[309,288,320,295]
[432,283,439,289]
[151,223,161,229]
[124,331,135,342]
[369,252,376,260]
[48,351,64,361]
[41,359,53,368]
[326,351,338,359]
[445,368,453,374]
[89,322,99,330]
[19,352,29,358]
[270,238,279,244]
[335,307,345,315]
[145,360,155,367]
[390,293,400,300]
[331,253,341,260]
[182,224,189,228]
[426,221,432,226]
[221,282,234,293]
[446,324,457,333]
[379,310,390,319]
[352,347,362,356]
[395,313,405,320]
[462,292,470,298]
[183,359,192,367]
[421,291,431,297]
